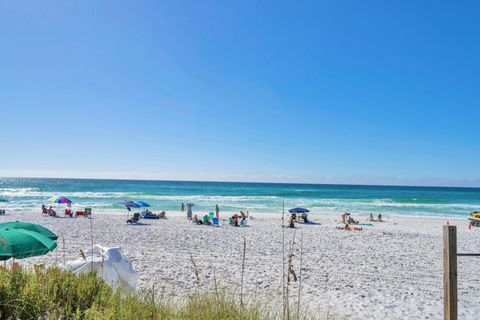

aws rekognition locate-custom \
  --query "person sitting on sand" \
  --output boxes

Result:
[369,213,374,221]
[342,212,350,224]
[42,205,48,215]
[193,214,199,224]
[203,215,211,225]
[288,216,295,228]
[47,206,56,217]
[377,214,383,222]
[347,215,358,224]
[291,212,297,221]
[231,214,239,227]
[301,212,309,223]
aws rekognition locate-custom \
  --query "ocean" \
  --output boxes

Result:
[0,177,479,218]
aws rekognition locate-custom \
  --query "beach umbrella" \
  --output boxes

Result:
[288,207,310,214]
[117,201,140,209]
[49,196,72,204]
[135,201,150,207]
[0,227,57,261]
[0,221,58,240]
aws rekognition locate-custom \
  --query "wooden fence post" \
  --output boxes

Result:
[443,225,457,320]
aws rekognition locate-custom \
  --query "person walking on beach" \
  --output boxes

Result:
[181,203,185,212]
[215,204,219,218]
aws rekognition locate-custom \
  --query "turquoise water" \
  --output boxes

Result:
[0,178,479,217]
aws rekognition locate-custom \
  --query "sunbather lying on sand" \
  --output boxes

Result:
[337,224,363,231]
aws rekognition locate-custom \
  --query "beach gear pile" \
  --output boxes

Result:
[61,245,138,292]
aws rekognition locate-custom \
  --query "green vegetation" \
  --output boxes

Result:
[0,267,324,320]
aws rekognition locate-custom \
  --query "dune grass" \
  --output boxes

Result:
[0,267,293,320]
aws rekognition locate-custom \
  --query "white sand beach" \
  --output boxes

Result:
[2,210,480,320]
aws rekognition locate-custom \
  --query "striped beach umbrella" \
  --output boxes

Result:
[49,196,72,204]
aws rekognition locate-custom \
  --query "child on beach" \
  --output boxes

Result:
[215,204,219,218]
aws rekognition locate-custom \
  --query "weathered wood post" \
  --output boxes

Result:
[443,225,457,320]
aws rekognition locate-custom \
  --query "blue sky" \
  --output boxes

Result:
[0,1,479,186]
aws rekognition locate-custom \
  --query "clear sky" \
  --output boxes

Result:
[1,1,479,186]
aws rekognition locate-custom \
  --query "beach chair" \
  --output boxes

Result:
[127,212,141,224]
[84,208,92,218]
[65,209,73,218]
[240,218,248,227]
[75,211,85,218]
[212,217,219,226]
[209,212,215,220]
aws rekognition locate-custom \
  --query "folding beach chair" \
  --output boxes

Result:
[65,209,73,218]
[127,212,141,224]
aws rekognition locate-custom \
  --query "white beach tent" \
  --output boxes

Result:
[62,245,138,292]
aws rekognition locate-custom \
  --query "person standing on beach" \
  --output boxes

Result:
[215,204,219,218]
[186,203,193,220]
[181,203,184,212]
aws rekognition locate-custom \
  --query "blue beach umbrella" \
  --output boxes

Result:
[117,201,140,209]
[135,201,150,207]
[288,207,310,214]
[117,200,140,213]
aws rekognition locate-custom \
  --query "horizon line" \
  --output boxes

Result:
[1,175,479,190]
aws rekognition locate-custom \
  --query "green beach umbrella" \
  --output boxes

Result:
[0,221,58,240]
[0,228,57,261]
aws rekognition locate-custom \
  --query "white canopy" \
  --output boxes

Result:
[62,245,138,292]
